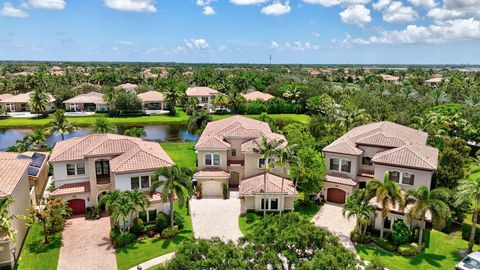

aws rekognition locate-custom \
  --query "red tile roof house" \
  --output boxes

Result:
[185,86,220,113]
[0,92,56,113]
[0,154,33,268]
[137,90,166,114]
[322,121,438,232]
[63,92,109,112]
[49,134,174,222]
[241,91,274,102]
[194,115,298,212]
[116,83,138,94]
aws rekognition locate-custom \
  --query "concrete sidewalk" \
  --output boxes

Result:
[128,252,175,270]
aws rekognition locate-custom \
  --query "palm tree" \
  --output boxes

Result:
[187,111,212,136]
[0,197,19,243]
[28,88,50,114]
[275,144,299,215]
[456,166,480,253]
[212,94,230,110]
[343,189,376,242]
[405,186,450,250]
[90,117,116,134]
[253,137,285,216]
[126,190,149,226]
[367,172,404,240]
[29,128,49,150]
[227,91,246,114]
[150,165,189,227]
[334,107,370,132]
[123,127,146,138]
[164,88,182,116]
[184,97,199,115]
[49,109,78,140]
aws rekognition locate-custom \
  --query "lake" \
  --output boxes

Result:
[0,124,198,151]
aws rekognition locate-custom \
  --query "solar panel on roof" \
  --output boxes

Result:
[30,153,46,168]
[28,167,39,176]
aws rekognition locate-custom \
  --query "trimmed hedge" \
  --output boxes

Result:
[461,223,480,244]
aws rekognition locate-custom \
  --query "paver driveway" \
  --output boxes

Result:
[190,195,243,242]
[58,215,117,270]
[312,202,357,254]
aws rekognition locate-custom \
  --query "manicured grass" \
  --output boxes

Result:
[161,141,197,171]
[115,203,193,270]
[16,224,62,270]
[356,230,479,270]
[211,113,310,125]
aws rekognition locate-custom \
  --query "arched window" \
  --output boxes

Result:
[205,153,221,166]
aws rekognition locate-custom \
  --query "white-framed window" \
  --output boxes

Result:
[201,96,208,103]
[66,164,76,175]
[231,148,237,157]
[258,157,275,169]
[139,209,157,223]
[388,170,415,186]
[131,175,151,190]
[76,163,86,175]
[131,177,140,190]
[260,197,280,210]
[205,153,221,166]
[330,158,351,173]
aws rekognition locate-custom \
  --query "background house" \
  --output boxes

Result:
[63,92,108,112]
[185,86,219,112]
[0,92,55,112]
[137,90,166,114]
[241,91,274,102]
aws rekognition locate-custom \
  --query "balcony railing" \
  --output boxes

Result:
[227,160,244,166]
[96,176,111,185]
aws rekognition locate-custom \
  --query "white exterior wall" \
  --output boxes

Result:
[357,145,388,171]
[114,171,156,192]
[243,152,286,179]
[244,194,294,212]
[61,192,91,208]
[52,161,90,187]
[197,150,228,171]
[373,164,433,191]
[324,152,359,180]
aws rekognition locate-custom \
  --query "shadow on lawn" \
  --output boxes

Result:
[115,228,192,255]
[26,233,62,254]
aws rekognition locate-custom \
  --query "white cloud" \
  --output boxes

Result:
[271,41,280,49]
[24,0,65,10]
[302,0,370,7]
[427,7,463,20]
[408,0,436,9]
[104,0,156,12]
[427,0,480,20]
[185,38,209,50]
[196,0,217,5]
[261,1,291,16]
[373,0,390,10]
[339,5,371,27]
[348,17,480,44]
[382,1,418,23]
[271,40,320,51]
[230,0,268,5]
[203,6,216,15]
[0,2,29,17]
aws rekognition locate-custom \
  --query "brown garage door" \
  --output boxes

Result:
[68,199,86,215]
[327,188,346,204]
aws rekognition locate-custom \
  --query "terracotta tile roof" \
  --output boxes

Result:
[116,83,138,90]
[372,143,438,170]
[240,173,297,196]
[322,137,363,155]
[137,91,165,103]
[425,77,443,83]
[324,172,357,186]
[0,158,29,196]
[240,133,286,152]
[0,94,13,101]
[358,170,374,178]
[242,91,274,101]
[50,134,174,174]
[149,192,166,203]
[0,91,55,104]
[379,74,400,81]
[185,87,219,97]
[193,169,230,178]
[195,136,231,149]
[63,92,105,104]
[51,181,90,196]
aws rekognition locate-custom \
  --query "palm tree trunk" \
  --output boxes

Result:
[280,175,285,215]
[469,208,478,253]
[169,197,175,227]
[43,222,49,244]
[61,133,64,140]
[418,216,425,250]
[380,217,385,240]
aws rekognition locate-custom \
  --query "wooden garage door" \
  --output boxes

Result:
[68,199,86,215]
[202,181,223,198]
[327,188,346,204]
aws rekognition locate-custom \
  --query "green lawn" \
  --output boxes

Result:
[356,230,478,270]
[161,142,197,171]
[115,203,193,270]
[211,113,310,125]
[16,224,62,270]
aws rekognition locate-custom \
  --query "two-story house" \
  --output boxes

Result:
[185,86,219,112]
[322,121,438,230]
[194,115,297,212]
[49,134,174,223]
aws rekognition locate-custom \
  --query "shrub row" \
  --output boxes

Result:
[461,223,480,244]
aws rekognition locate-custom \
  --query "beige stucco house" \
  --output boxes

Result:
[322,121,438,231]
[242,91,274,102]
[49,134,174,222]
[63,92,109,112]
[137,90,166,113]
[0,92,56,112]
[194,115,297,212]
[185,86,219,112]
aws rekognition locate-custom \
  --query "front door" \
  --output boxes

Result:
[230,171,240,187]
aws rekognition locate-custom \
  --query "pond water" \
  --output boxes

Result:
[0,124,198,151]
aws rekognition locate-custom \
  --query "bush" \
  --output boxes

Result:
[156,212,169,231]
[245,213,257,224]
[85,206,100,220]
[462,223,480,244]
[365,257,387,270]
[173,212,185,229]
[161,226,179,239]
[398,243,419,256]
[131,218,144,235]
[110,228,136,248]
[144,224,157,238]
[390,221,411,246]
[222,183,228,199]
[245,101,267,114]
[372,236,397,253]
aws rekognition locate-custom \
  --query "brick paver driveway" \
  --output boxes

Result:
[58,215,117,270]
[190,193,243,242]
[312,202,357,254]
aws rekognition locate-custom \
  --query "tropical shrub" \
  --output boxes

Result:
[462,223,480,244]
[365,257,387,270]
[85,206,100,220]
[131,218,144,235]
[161,226,179,239]
[144,224,157,237]
[110,227,136,248]
[245,213,257,224]
[390,221,411,246]
[222,183,228,199]
[244,101,267,114]
[156,212,169,231]
[372,236,397,252]
[398,243,419,256]
[173,212,185,229]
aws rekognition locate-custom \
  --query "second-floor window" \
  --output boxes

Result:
[362,157,372,165]
[201,97,208,103]
[258,157,275,169]
[66,163,86,176]
[205,153,221,166]
[66,164,76,175]
[231,148,237,157]
[131,175,151,189]
[330,158,351,173]
[389,170,415,186]
[95,160,110,177]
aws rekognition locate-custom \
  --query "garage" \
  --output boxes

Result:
[327,188,346,204]
[202,181,223,198]
[68,199,86,215]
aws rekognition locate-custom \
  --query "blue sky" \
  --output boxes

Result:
[0,0,479,64]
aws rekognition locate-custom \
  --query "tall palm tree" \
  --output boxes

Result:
[187,111,212,136]
[456,166,480,253]
[212,94,230,110]
[343,189,376,242]
[126,190,150,225]
[227,91,246,114]
[275,144,299,215]
[367,172,404,240]
[164,87,183,116]
[150,165,189,227]
[90,117,116,134]
[29,128,49,151]
[405,186,450,250]
[334,107,370,132]
[49,109,78,140]
[28,88,50,114]
[0,197,19,243]
[253,137,285,216]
